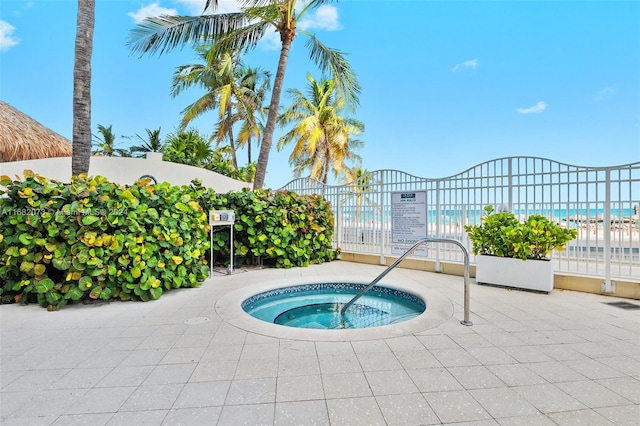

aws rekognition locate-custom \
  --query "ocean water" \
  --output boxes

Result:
[341,207,638,226]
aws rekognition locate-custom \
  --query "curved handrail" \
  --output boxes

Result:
[340,237,473,327]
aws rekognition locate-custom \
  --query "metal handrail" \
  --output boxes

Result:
[340,237,473,327]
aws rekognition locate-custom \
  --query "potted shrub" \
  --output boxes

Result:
[464,205,578,292]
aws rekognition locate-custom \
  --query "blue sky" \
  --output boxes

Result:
[1,0,639,188]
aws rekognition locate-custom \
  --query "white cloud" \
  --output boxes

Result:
[298,5,341,31]
[176,0,241,15]
[0,20,19,52]
[516,101,547,114]
[451,58,478,72]
[594,86,616,102]
[258,5,341,51]
[128,3,178,23]
[259,29,282,51]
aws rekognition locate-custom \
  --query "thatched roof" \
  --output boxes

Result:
[0,101,73,162]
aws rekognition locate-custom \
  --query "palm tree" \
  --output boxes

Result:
[277,74,364,185]
[164,129,214,168]
[127,0,360,189]
[341,167,378,224]
[172,50,269,171]
[234,65,271,165]
[72,0,95,176]
[92,124,130,156]
[128,128,165,157]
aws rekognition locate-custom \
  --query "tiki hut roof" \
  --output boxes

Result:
[0,101,73,162]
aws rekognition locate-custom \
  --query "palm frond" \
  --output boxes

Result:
[304,34,361,111]
[127,13,253,57]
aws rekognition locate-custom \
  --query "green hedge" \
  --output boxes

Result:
[0,172,337,310]
[201,185,337,268]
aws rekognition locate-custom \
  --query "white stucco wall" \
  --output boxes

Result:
[0,155,252,193]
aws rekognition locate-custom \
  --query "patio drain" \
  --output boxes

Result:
[603,301,640,310]
[184,316,210,325]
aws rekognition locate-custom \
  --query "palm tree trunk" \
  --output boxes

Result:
[226,103,238,170]
[72,0,94,176]
[253,36,293,189]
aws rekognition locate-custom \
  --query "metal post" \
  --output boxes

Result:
[602,169,614,292]
[229,224,234,274]
[340,237,472,326]
[209,226,213,278]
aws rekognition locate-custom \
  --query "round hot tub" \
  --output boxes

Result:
[242,282,426,329]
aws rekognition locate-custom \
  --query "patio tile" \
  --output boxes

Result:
[119,383,184,411]
[315,341,354,355]
[240,342,280,359]
[189,360,238,381]
[279,340,317,358]
[327,396,386,426]
[415,334,459,350]
[118,349,169,367]
[318,352,362,374]
[512,383,586,413]
[225,377,276,404]
[364,370,419,395]
[449,333,494,348]
[480,331,528,347]
[65,387,135,415]
[376,393,440,425]
[351,340,391,354]
[384,335,425,351]
[423,389,491,423]
[136,334,179,350]
[159,346,206,364]
[467,346,517,365]
[172,380,231,408]
[496,413,557,425]
[200,343,243,362]
[470,387,539,418]
[356,351,403,371]
[563,358,628,380]
[321,372,372,399]
[0,370,26,390]
[501,346,553,363]
[217,403,274,426]
[96,365,154,387]
[1,368,71,392]
[394,349,442,369]
[524,360,588,383]
[172,333,213,348]
[555,380,633,408]
[407,367,463,392]
[234,357,278,379]
[161,407,221,426]
[487,364,547,386]
[595,404,640,426]
[106,409,168,425]
[275,400,329,425]
[599,355,640,377]
[538,344,589,361]
[276,374,324,402]
[50,367,113,390]
[0,390,33,419]
[547,408,615,425]
[447,365,507,389]
[278,355,320,377]
[51,413,113,425]
[2,263,638,426]
[596,376,640,404]
[430,348,482,367]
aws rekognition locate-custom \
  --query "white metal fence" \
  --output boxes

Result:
[280,157,640,283]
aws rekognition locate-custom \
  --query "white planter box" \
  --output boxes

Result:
[475,255,554,293]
